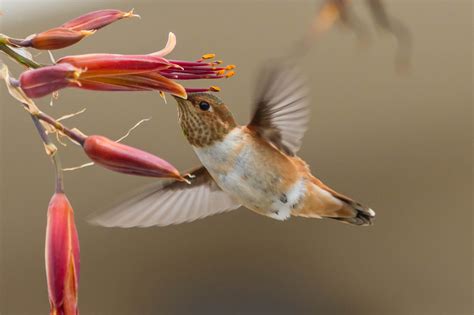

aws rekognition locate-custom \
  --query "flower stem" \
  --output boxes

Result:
[30,114,64,192]
[0,42,42,69]
[36,111,87,145]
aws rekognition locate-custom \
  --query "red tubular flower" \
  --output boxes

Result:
[45,192,80,315]
[57,53,176,78]
[82,135,185,181]
[77,71,187,98]
[7,9,137,50]
[9,28,95,50]
[60,9,139,31]
[19,63,82,98]
[16,32,235,99]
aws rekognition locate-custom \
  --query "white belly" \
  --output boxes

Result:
[193,128,306,220]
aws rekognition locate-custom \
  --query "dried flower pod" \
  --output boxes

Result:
[61,9,139,31]
[19,63,81,98]
[83,135,184,180]
[45,192,80,315]
[9,28,95,50]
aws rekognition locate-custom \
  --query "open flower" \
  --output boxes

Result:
[17,33,235,99]
[76,71,187,98]
[57,53,175,77]
[45,192,80,315]
[6,9,137,50]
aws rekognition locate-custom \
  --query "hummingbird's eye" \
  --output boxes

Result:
[198,101,210,111]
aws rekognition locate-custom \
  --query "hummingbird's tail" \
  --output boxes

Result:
[326,200,375,226]
[293,176,375,226]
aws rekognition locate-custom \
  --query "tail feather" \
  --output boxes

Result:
[293,176,376,226]
[329,201,375,226]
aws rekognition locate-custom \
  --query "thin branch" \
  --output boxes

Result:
[34,111,87,145]
[30,113,64,192]
[0,42,42,69]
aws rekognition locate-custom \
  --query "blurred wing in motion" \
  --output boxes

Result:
[248,62,310,156]
[89,166,241,227]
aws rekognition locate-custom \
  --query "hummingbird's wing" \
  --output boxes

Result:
[88,166,241,227]
[248,63,310,156]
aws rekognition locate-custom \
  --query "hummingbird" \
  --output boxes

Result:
[92,63,375,228]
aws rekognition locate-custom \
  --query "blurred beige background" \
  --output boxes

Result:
[0,1,472,314]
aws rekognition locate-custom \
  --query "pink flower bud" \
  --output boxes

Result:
[45,192,80,315]
[7,9,137,50]
[19,63,81,98]
[11,28,95,50]
[83,135,184,180]
[61,9,139,31]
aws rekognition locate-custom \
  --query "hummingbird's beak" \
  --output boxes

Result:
[172,95,188,108]
[172,94,183,103]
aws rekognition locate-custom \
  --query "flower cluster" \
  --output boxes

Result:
[0,8,236,315]
[16,32,234,99]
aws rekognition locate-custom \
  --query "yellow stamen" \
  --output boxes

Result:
[201,53,216,60]
[217,69,225,75]
[225,71,235,78]
[159,91,167,104]
[72,69,82,80]
[226,64,236,70]
[210,86,221,92]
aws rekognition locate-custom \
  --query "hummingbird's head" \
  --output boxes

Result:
[172,93,237,147]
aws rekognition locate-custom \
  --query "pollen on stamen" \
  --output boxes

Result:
[226,64,236,70]
[210,86,221,92]
[72,69,82,81]
[201,53,216,60]
[225,71,235,78]
[159,91,167,103]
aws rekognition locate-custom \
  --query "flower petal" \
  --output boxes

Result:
[19,63,81,98]
[149,32,176,58]
[61,9,139,31]
[58,54,174,78]
[77,72,187,98]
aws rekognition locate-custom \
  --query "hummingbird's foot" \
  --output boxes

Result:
[182,173,196,184]
[184,173,196,179]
